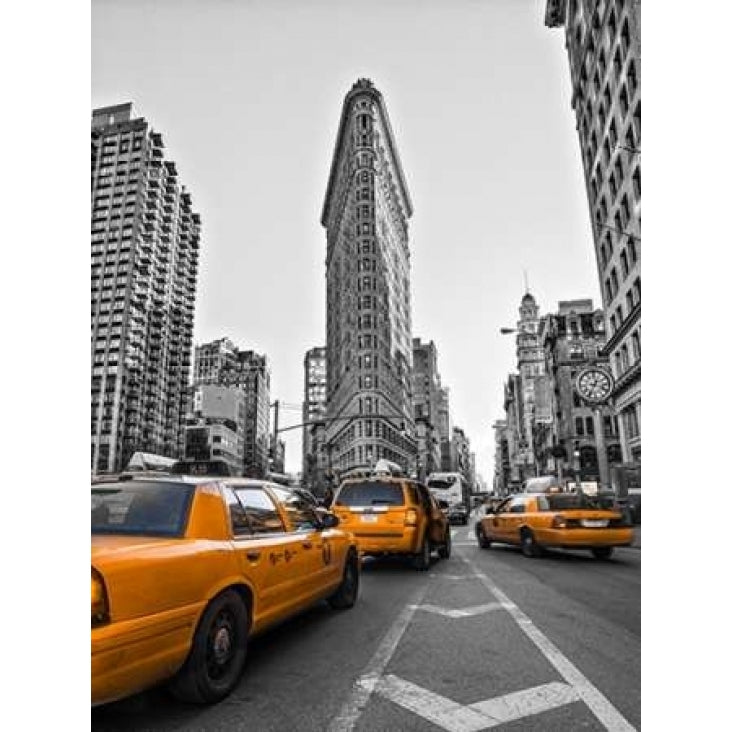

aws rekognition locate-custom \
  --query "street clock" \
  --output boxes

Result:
[575,366,614,405]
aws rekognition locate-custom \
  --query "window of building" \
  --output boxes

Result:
[626,290,635,312]
[611,267,619,294]
[615,304,623,324]
[575,417,585,436]
[632,167,641,200]
[621,18,631,56]
[631,331,641,360]
[627,60,638,97]
[586,417,594,435]
[619,85,629,117]
[623,404,639,439]
[613,47,622,78]
[621,194,631,226]
[628,237,638,264]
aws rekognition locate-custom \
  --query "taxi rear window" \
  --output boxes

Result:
[91,481,194,537]
[540,493,613,511]
[336,481,405,507]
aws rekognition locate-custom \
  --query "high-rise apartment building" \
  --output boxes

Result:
[193,340,271,478]
[302,347,328,493]
[321,79,417,476]
[91,103,200,474]
[545,0,641,463]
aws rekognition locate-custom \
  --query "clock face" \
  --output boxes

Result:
[575,368,614,404]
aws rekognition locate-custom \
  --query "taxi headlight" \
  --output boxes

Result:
[92,568,110,627]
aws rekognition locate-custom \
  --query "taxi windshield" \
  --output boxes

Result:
[91,481,194,537]
[336,481,404,506]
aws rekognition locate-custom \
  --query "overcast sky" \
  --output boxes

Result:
[92,0,601,481]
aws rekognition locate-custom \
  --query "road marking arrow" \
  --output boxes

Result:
[371,674,580,731]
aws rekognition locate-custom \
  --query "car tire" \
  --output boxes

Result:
[591,547,614,560]
[520,529,540,558]
[476,524,491,549]
[328,550,360,609]
[438,528,451,559]
[169,589,248,704]
[413,536,431,571]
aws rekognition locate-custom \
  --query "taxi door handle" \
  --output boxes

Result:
[246,551,261,562]
[302,541,313,549]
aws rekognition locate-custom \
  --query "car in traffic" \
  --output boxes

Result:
[91,475,360,707]
[446,502,469,525]
[475,491,632,559]
[330,464,451,570]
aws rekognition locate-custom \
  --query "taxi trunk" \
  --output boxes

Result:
[331,480,418,555]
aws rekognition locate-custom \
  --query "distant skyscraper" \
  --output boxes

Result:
[412,338,443,480]
[193,339,271,478]
[545,0,641,463]
[321,79,417,476]
[91,103,201,474]
[302,347,328,492]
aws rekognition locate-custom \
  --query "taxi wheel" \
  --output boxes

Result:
[476,524,491,549]
[169,590,248,704]
[591,547,614,560]
[413,536,431,571]
[438,528,451,559]
[520,529,540,558]
[328,550,360,609]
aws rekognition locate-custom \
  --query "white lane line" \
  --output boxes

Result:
[462,554,636,732]
[470,681,580,725]
[326,582,430,732]
[418,602,503,618]
[375,675,580,732]
[375,674,491,732]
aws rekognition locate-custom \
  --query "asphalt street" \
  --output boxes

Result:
[92,520,641,731]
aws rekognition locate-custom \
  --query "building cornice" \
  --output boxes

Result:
[601,303,640,355]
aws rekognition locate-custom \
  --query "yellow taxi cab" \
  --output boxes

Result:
[330,462,451,570]
[475,491,632,559]
[91,474,359,707]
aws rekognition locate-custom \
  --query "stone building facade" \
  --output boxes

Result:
[321,79,417,477]
[535,299,622,483]
[545,0,641,463]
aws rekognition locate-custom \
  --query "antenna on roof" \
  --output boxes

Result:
[523,269,530,294]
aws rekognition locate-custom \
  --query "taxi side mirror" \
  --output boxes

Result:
[318,512,340,529]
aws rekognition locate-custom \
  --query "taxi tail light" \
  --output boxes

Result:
[405,508,418,526]
[92,567,110,627]
[551,515,567,529]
